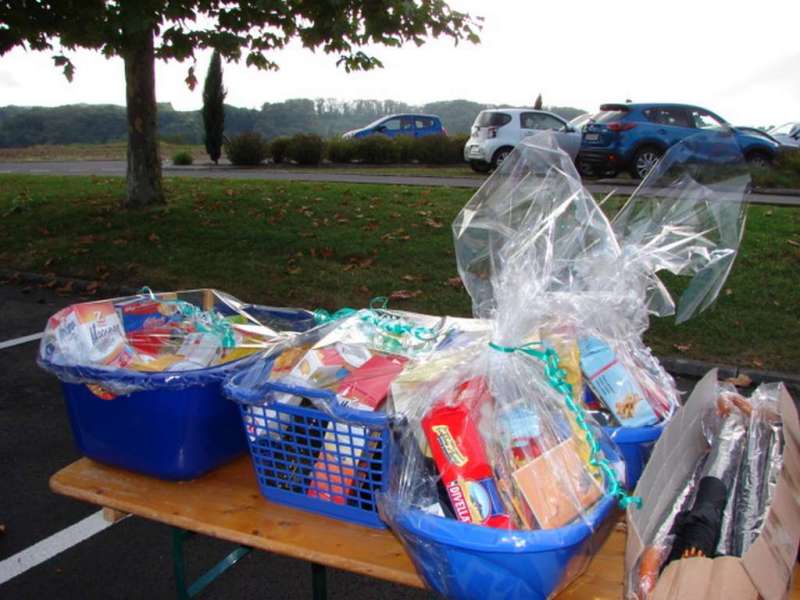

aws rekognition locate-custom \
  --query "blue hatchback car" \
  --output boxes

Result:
[342,113,445,139]
[577,103,780,179]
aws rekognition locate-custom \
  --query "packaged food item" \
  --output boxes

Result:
[579,336,659,428]
[422,378,513,529]
[47,301,134,368]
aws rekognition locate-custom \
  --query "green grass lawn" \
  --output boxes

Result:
[1,174,798,372]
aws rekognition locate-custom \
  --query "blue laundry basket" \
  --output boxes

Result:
[603,424,663,489]
[224,357,392,529]
[390,494,616,600]
[41,306,315,481]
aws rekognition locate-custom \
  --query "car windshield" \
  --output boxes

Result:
[363,116,393,129]
[475,112,512,127]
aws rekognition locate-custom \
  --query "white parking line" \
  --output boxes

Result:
[0,510,125,585]
[0,333,43,350]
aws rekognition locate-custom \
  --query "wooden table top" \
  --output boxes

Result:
[50,456,800,599]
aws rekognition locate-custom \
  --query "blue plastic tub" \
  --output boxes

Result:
[224,358,392,529]
[391,495,616,600]
[603,424,663,489]
[42,306,315,481]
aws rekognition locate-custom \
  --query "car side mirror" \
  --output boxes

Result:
[564,125,575,133]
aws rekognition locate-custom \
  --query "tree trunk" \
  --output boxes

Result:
[122,23,164,208]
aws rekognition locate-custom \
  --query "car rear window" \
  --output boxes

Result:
[592,110,627,124]
[475,112,512,127]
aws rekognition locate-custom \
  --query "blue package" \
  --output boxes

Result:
[578,336,658,428]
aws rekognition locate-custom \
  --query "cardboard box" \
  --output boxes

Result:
[625,370,800,599]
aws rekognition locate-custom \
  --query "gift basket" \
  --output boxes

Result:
[224,302,488,528]
[625,371,799,600]
[38,288,315,480]
[456,129,749,487]
[379,131,751,600]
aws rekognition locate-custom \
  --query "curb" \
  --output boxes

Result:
[1,269,798,391]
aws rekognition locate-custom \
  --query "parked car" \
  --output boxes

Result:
[767,122,800,148]
[577,103,782,179]
[463,108,581,172]
[342,114,445,139]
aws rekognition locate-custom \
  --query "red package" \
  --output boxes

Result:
[422,377,513,528]
[308,355,407,504]
[336,354,408,410]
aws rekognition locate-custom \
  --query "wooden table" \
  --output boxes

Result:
[51,456,800,599]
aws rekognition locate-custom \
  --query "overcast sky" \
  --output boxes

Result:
[0,0,798,126]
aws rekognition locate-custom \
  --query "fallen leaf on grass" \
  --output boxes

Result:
[390,289,422,300]
[424,218,443,229]
[788,239,800,248]
[320,247,334,259]
[44,257,56,268]
[724,374,753,388]
[286,265,302,275]
[752,359,764,368]
[673,343,692,352]
[112,238,128,246]
[446,277,464,289]
[148,232,160,243]
[401,275,417,282]
[84,281,100,295]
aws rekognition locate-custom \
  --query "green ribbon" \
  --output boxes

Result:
[138,287,236,349]
[313,298,439,350]
[489,340,642,510]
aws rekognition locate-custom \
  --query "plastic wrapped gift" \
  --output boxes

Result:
[380,131,751,600]
[37,288,316,480]
[454,131,749,488]
[626,372,794,600]
[38,288,313,394]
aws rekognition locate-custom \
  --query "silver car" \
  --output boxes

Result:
[463,108,581,172]
[768,122,800,148]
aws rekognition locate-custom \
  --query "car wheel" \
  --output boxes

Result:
[577,160,599,179]
[631,146,663,179]
[469,160,491,173]
[746,151,771,169]
[491,147,514,170]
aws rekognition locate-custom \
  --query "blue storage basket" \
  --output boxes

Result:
[391,495,616,600]
[224,359,392,529]
[42,306,315,481]
[603,424,663,489]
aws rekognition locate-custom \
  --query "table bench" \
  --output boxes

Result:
[50,456,799,599]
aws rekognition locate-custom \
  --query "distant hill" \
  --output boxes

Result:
[0,100,587,148]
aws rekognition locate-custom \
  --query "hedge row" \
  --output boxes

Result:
[224,131,470,166]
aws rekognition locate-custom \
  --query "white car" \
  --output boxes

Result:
[463,108,582,172]
[767,122,800,148]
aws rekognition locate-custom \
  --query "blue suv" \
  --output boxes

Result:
[577,103,780,179]
[342,113,445,139]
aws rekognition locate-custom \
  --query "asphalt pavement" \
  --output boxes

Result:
[0,160,798,206]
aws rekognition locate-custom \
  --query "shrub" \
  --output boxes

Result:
[269,136,291,164]
[327,136,358,163]
[286,133,325,166]
[171,150,193,166]
[413,133,464,164]
[224,132,269,166]
[393,135,417,163]
[354,135,399,164]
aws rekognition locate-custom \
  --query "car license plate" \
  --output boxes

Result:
[584,133,599,142]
